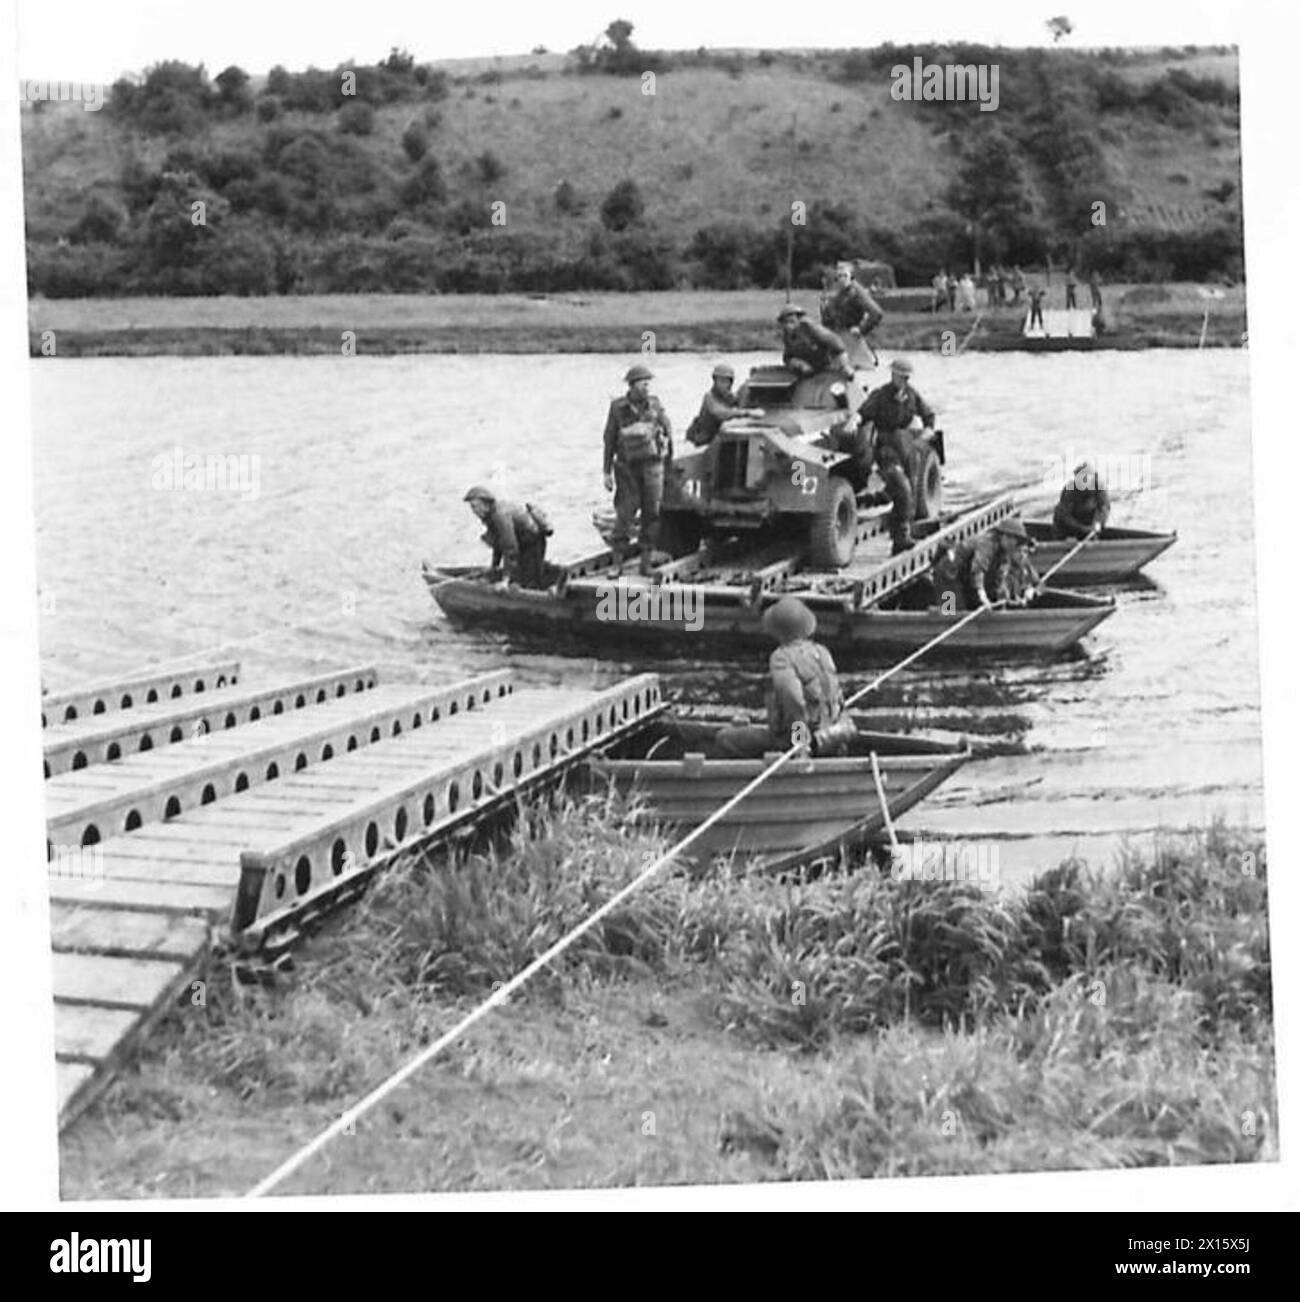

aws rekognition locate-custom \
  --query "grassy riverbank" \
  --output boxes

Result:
[29,283,1247,357]
[59,792,1273,1199]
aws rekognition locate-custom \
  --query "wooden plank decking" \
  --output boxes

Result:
[45,664,662,1129]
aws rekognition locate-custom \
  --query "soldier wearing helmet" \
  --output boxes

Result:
[777,304,850,378]
[463,485,551,589]
[821,261,885,339]
[602,362,674,571]
[853,357,938,555]
[1052,460,1111,540]
[935,517,1040,611]
[685,362,757,446]
[713,595,857,759]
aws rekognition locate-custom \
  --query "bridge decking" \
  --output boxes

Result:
[44,664,661,1128]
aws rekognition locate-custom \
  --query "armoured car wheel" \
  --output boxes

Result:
[912,445,943,520]
[808,476,858,569]
[659,511,703,558]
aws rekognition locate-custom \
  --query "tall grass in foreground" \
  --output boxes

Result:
[141,792,1272,1172]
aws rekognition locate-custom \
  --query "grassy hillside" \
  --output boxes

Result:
[21,43,1245,297]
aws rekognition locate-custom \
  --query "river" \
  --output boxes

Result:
[30,348,1263,883]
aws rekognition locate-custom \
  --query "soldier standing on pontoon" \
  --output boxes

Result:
[856,357,937,555]
[602,363,673,573]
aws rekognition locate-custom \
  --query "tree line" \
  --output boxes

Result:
[24,36,1245,298]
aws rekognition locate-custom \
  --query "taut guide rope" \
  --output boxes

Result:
[247,584,1036,1196]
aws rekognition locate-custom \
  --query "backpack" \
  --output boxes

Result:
[525,503,554,536]
[616,418,661,464]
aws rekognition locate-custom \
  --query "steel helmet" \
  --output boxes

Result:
[761,595,818,643]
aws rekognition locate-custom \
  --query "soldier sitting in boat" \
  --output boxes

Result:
[932,518,1040,611]
[820,262,885,343]
[685,363,759,446]
[777,304,851,379]
[856,357,937,555]
[713,596,858,759]
[1052,461,1111,540]
[463,485,552,590]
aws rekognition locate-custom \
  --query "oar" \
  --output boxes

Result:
[1033,524,1100,590]
[842,597,1009,712]
[869,750,901,857]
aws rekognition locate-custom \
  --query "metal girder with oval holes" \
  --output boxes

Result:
[42,664,381,776]
[44,671,515,850]
[41,659,242,729]
[232,674,664,948]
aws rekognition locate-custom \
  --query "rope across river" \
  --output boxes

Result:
[243,529,1102,1197]
[248,525,1102,1195]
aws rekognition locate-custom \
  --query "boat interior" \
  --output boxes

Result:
[597,710,965,762]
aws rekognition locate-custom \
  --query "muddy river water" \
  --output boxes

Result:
[30,347,1262,882]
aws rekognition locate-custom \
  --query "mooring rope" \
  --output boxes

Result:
[246,591,1011,1197]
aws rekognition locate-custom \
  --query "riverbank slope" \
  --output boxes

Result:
[59,795,1274,1199]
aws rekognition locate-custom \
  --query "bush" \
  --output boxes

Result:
[27,240,129,296]
[686,221,772,289]
[255,95,281,123]
[600,178,644,231]
[337,101,376,136]
[400,155,447,208]
[213,65,253,116]
[553,179,581,214]
[400,121,429,162]
[109,59,211,134]
[69,194,127,245]
[418,69,450,101]
[475,150,505,185]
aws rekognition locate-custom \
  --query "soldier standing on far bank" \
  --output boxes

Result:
[1028,284,1047,331]
[1065,269,1079,310]
[603,363,673,573]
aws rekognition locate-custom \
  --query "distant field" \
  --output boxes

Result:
[29,283,1247,336]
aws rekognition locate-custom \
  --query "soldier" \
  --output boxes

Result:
[942,518,1039,610]
[856,357,937,555]
[602,362,674,572]
[1011,265,1026,305]
[1052,461,1111,539]
[1065,268,1078,310]
[1028,284,1047,331]
[821,262,885,342]
[777,304,850,378]
[463,485,550,589]
[931,269,948,313]
[685,363,755,446]
[713,596,857,759]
